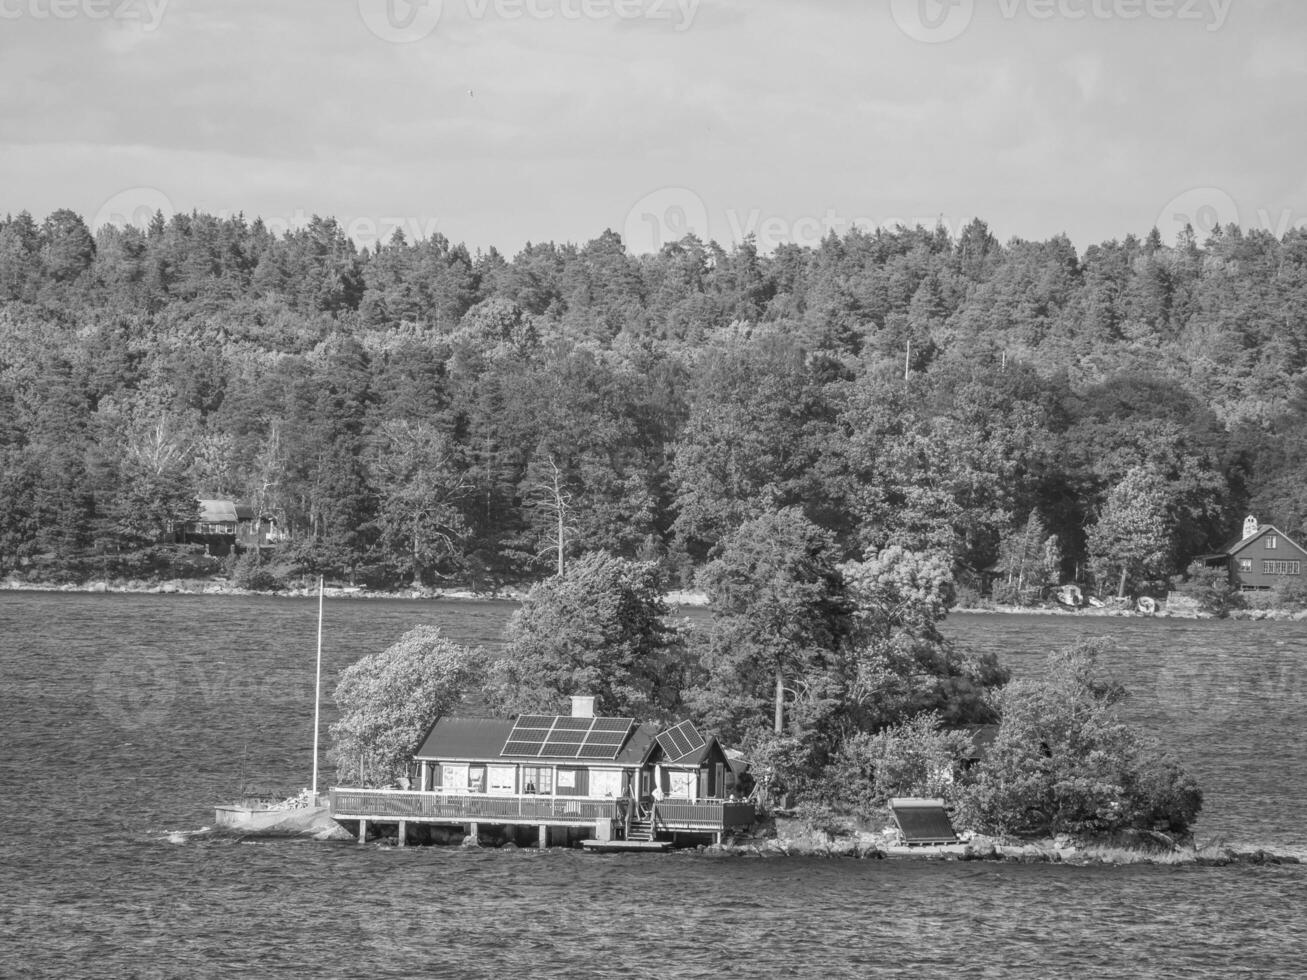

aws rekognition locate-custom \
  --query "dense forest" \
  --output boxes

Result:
[2,207,1305,597]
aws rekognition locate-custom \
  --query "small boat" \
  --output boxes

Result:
[1055,584,1083,608]
[1137,596,1158,615]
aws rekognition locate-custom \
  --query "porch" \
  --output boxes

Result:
[328,788,754,847]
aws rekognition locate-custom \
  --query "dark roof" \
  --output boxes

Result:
[613,723,660,766]
[1223,524,1307,559]
[416,715,665,766]
[415,718,515,762]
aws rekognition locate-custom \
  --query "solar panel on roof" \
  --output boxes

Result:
[590,717,631,732]
[657,720,705,761]
[552,716,593,731]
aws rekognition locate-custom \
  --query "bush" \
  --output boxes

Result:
[230,550,284,591]
[954,640,1202,839]
[1173,561,1246,618]
[1272,578,1307,612]
[822,713,972,813]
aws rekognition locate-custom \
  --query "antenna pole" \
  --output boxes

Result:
[311,575,324,800]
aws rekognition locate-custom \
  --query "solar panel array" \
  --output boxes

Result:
[501,714,635,760]
[656,719,705,761]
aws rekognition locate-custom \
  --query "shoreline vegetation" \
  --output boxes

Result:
[7,575,1307,621]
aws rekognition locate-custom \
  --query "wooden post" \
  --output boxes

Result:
[358,818,367,844]
[397,820,407,847]
[468,822,479,846]
[538,825,548,849]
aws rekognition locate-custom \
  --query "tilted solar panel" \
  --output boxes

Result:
[552,716,592,731]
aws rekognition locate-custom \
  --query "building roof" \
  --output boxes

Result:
[414,715,709,768]
[1222,523,1307,559]
[196,499,255,523]
[415,718,515,762]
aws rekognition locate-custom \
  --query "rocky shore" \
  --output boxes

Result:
[706,820,1304,866]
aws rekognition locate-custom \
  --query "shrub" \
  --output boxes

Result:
[1272,578,1307,612]
[230,550,283,592]
[1173,561,1246,618]
[954,640,1202,839]
[822,713,972,813]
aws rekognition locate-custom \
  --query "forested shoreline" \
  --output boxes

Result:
[2,208,1306,596]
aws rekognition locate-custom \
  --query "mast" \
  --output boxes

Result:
[311,575,324,799]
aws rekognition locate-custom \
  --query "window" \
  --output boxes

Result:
[1264,560,1301,576]
[488,766,516,795]
[1238,559,1253,572]
[667,770,696,799]
[521,766,552,794]
[589,769,622,798]
[440,764,469,792]
[468,766,486,793]
[1267,536,1278,550]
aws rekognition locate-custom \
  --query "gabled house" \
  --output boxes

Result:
[330,695,753,848]
[177,499,278,556]
[1200,516,1307,591]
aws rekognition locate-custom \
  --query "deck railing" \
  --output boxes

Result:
[330,788,753,831]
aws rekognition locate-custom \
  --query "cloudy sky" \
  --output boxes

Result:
[1,0,1303,254]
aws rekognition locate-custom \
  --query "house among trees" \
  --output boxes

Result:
[330,696,753,849]
[176,499,278,556]
[1200,516,1307,591]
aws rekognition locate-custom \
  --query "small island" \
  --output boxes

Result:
[319,523,1208,863]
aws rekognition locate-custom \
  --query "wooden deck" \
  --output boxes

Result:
[329,788,755,845]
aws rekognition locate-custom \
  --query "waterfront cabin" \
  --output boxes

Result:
[1199,516,1307,592]
[177,499,278,556]
[329,696,755,849]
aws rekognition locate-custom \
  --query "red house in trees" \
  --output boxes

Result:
[1200,516,1307,591]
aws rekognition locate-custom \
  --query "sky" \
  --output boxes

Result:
[1,0,1304,255]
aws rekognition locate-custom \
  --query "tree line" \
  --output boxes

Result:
[3,207,1306,596]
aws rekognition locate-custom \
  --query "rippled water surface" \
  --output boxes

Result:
[2,594,1305,978]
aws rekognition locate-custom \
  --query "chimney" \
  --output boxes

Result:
[570,695,595,719]
[1243,515,1260,540]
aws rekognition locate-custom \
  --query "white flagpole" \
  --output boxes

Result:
[311,575,324,800]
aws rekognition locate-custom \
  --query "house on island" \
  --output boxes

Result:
[176,499,279,556]
[1199,516,1307,591]
[329,695,754,850]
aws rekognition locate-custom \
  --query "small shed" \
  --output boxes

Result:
[1199,516,1307,591]
[178,499,278,555]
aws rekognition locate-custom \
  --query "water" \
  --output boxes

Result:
[2,594,1305,978]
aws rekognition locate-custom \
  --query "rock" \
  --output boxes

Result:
[89,581,108,593]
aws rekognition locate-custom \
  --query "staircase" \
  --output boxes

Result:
[625,818,656,842]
